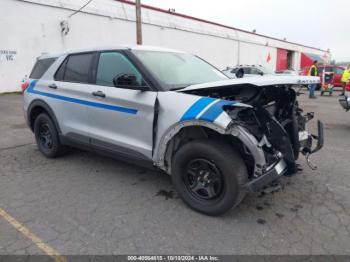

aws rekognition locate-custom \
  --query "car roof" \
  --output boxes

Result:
[38,45,187,59]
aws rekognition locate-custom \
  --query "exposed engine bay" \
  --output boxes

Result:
[183,83,324,178]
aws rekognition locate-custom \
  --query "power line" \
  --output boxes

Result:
[68,0,94,18]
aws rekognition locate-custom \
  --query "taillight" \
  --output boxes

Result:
[21,82,29,93]
[346,82,350,92]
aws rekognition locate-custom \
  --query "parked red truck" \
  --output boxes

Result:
[301,65,344,89]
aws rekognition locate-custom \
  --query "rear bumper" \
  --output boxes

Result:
[245,159,287,192]
[339,97,350,111]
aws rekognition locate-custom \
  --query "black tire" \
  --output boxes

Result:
[34,113,66,158]
[172,140,248,216]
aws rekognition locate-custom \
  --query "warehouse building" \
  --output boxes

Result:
[0,0,331,93]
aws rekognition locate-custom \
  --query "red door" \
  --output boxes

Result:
[276,49,288,71]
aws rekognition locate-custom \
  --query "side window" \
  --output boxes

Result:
[96,52,144,87]
[54,59,67,81]
[334,67,344,74]
[64,53,93,83]
[30,58,56,79]
[243,68,251,74]
[250,68,261,75]
[54,53,93,83]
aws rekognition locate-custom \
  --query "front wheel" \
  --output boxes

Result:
[172,140,248,216]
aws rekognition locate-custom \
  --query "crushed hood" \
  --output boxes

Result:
[179,75,320,92]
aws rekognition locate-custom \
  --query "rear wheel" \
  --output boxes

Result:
[34,113,66,158]
[172,140,248,216]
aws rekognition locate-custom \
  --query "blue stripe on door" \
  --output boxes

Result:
[26,80,138,115]
[180,97,216,121]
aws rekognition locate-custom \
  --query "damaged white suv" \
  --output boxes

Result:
[23,46,323,215]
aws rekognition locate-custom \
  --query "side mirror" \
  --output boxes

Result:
[113,74,148,91]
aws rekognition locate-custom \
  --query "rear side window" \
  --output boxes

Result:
[55,53,93,83]
[30,58,56,79]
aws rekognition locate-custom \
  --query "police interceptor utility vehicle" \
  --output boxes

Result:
[22,46,324,216]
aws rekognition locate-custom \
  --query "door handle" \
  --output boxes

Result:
[48,83,57,89]
[92,91,106,98]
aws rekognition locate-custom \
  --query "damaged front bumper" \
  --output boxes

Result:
[245,158,287,192]
[300,120,324,155]
[244,119,324,192]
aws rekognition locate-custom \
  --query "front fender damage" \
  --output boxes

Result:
[154,102,254,173]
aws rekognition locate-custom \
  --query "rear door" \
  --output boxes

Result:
[87,51,157,160]
[31,53,95,144]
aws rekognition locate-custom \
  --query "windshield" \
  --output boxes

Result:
[132,50,228,90]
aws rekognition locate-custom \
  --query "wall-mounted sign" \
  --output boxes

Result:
[0,50,17,61]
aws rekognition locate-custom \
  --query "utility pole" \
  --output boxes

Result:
[135,0,142,45]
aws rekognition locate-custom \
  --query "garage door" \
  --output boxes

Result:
[276,48,288,71]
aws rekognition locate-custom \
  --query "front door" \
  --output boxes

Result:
[88,51,157,160]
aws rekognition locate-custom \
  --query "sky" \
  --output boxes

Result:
[141,0,349,62]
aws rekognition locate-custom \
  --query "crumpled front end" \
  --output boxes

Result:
[227,106,324,192]
[182,81,324,192]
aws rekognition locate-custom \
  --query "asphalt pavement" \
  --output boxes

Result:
[0,91,350,255]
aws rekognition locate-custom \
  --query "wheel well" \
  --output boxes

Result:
[29,106,48,131]
[163,126,254,176]
[28,101,61,133]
